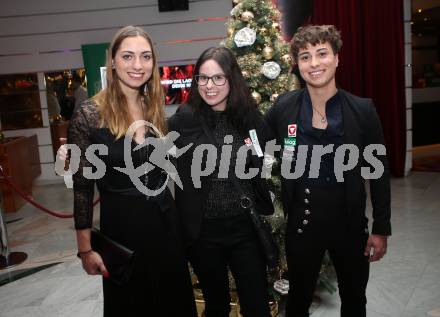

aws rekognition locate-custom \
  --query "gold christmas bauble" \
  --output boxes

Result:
[241,11,254,22]
[270,93,279,102]
[289,74,301,91]
[262,46,274,60]
[241,70,249,78]
[251,91,262,104]
[227,27,235,37]
[260,27,268,36]
[281,54,292,65]
[272,22,280,30]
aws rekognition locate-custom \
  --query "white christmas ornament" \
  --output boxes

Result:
[261,61,281,79]
[274,279,289,295]
[230,3,242,16]
[234,27,257,47]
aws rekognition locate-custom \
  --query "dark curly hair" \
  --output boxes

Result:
[187,46,261,135]
[290,25,343,64]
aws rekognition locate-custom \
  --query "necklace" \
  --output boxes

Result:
[312,106,327,124]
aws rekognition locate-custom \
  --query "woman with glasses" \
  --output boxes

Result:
[168,46,274,317]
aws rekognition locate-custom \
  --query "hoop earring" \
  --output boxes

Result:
[143,84,148,95]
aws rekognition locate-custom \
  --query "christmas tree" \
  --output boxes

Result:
[223,0,299,113]
[222,0,336,301]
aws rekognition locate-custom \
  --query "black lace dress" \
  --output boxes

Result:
[68,101,196,317]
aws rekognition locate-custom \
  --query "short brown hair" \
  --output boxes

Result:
[290,25,343,63]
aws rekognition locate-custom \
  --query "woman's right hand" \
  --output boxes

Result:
[57,138,68,161]
[80,251,109,278]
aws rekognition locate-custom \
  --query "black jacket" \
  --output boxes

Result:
[168,105,275,245]
[265,89,391,236]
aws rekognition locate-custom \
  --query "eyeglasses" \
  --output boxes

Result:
[194,74,227,86]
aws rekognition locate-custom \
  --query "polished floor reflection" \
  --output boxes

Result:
[0,171,439,317]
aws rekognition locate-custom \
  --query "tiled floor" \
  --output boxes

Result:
[1,171,439,317]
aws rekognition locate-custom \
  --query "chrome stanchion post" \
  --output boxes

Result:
[0,165,27,269]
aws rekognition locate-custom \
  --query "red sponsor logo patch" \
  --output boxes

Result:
[288,124,297,137]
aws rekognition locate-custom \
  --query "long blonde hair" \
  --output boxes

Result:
[93,25,167,139]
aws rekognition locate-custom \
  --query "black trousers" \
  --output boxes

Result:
[189,213,270,317]
[285,183,370,317]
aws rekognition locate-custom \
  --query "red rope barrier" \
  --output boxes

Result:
[0,167,99,219]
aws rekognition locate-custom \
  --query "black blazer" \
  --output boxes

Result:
[265,89,391,236]
[168,105,275,245]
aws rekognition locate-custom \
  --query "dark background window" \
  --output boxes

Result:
[0,74,42,130]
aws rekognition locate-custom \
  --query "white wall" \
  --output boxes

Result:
[0,0,230,73]
[0,0,230,182]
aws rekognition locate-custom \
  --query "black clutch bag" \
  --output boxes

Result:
[90,228,136,285]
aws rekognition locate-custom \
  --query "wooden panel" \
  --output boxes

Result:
[0,50,84,75]
[0,0,156,16]
[156,39,227,63]
[0,20,227,56]
[0,0,230,76]
[0,38,225,75]
[0,135,41,212]
[0,1,228,37]
[3,127,52,146]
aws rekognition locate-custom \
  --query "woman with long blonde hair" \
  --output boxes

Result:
[67,26,196,316]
